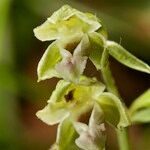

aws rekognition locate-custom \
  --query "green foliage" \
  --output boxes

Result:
[0,0,23,149]
[131,108,150,123]
[129,89,150,123]
[107,41,150,74]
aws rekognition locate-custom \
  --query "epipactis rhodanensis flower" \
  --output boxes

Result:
[34,5,105,41]
[34,5,107,83]
[36,76,105,125]
[34,5,150,84]
[36,76,129,129]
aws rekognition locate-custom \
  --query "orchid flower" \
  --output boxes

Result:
[36,76,129,128]
[34,5,107,83]
[36,76,105,125]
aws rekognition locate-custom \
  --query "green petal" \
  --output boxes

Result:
[48,5,101,31]
[89,32,105,70]
[76,13,101,33]
[56,118,80,150]
[33,20,60,41]
[36,102,69,125]
[96,18,108,39]
[48,5,101,32]
[49,78,72,103]
[96,92,130,128]
[89,104,104,127]
[48,5,77,23]
[73,34,90,56]
[37,41,61,82]
[36,80,72,125]
[101,48,120,96]
[107,41,150,74]
[34,17,84,42]
[34,5,101,41]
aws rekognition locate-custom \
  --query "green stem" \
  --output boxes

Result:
[117,128,130,150]
[101,48,130,150]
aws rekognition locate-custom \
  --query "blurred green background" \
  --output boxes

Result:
[0,0,150,149]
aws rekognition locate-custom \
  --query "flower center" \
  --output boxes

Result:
[64,89,75,102]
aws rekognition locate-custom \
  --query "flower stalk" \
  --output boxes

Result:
[34,5,150,150]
